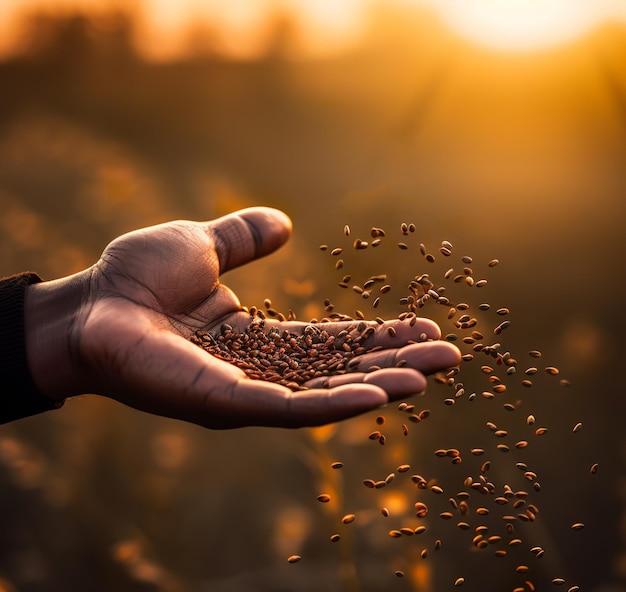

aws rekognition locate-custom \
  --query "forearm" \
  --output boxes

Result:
[24,270,93,403]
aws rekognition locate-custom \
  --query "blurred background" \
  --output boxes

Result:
[0,1,625,590]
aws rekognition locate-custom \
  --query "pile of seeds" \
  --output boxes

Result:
[190,318,397,390]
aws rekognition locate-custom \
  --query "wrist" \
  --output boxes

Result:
[25,269,93,401]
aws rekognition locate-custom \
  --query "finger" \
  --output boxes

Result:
[347,340,461,375]
[208,207,292,274]
[201,380,389,429]
[305,367,427,400]
[264,317,441,342]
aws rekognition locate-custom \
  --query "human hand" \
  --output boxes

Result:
[25,207,461,428]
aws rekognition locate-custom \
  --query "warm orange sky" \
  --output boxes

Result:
[1,0,626,60]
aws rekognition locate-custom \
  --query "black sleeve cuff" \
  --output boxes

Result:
[0,272,64,423]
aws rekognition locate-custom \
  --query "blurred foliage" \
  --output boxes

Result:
[0,5,625,591]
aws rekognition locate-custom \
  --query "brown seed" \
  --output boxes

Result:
[342,514,355,524]
[381,507,390,517]
[461,255,473,264]
[454,577,465,587]
[572,422,582,433]
[317,494,331,503]
[319,244,328,251]
[515,441,529,449]
[420,549,428,559]
[330,533,341,542]
[415,525,427,534]
[552,578,566,585]
[395,570,405,577]
[388,530,402,538]
[368,431,381,440]
[571,522,585,530]
[331,462,343,469]
[475,279,488,288]
[288,555,301,563]
[590,463,599,474]
[488,259,499,267]
[344,224,351,236]
[400,527,415,536]
[330,247,343,256]
[545,366,560,375]
[535,427,548,436]
[398,242,408,250]
[430,485,444,494]
[529,350,542,358]
[426,253,435,262]
[397,464,411,472]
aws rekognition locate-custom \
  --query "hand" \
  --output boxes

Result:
[25,207,461,428]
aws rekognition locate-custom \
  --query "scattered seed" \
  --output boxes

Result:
[317,494,331,503]
[288,555,301,563]
[331,462,343,469]
[454,577,465,587]
[571,522,584,530]
[590,463,599,474]
[342,514,355,524]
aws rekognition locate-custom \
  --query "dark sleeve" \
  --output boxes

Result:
[0,273,64,423]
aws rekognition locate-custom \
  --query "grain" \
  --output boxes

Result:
[330,534,341,542]
[317,494,331,503]
[287,555,301,563]
[454,577,465,586]
[342,514,356,524]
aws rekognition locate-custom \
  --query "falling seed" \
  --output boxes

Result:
[344,224,351,236]
[398,242,408,250]
[454,577,465,587]
[488,259,499,267]
[571,522,585,530]
[395,570,405,577]
[426,254,435,262]
[319,244,328,251]
[552,578,566,585]
[430,485,444,494]
[572,422,582,433]
[529,350,542,358]
[545,366,560,375]
[475,279,488,287]
[590,463,599,474]
[381,507,390,517]
[420,549,428,559]
[317,494,331,503]
[288,555,301,563]
[331,462,343,469]
[342,514,356,524]
[461,255,473,264]
[397,464,411,472]
[478,303,490,311]
[389,530,402,538]
[330,247,343,256]
[330,534,341,542]
[535,427,548,436]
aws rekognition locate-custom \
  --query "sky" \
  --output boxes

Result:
[1,0,626,60]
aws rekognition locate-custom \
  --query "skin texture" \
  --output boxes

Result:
[24,207,461,428]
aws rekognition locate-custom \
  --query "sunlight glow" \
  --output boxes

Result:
[417,0,626,52]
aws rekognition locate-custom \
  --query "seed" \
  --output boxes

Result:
[522,380,533,388]
[572,422,582,433]
[395,570,405,577]
[335,259,344,269]
[409,223,416,232]
[426,253,435,262]
[430,485,444,494]
[527,415,535,425]
[288,555,301,563]
[400,527,415,536]
[590,463,599,474]
[397,464,411,472]
[319,244,328,250]
[389,530,402,538]
[344,224,351,236]
[461,256,473,264]
[552,578,565,585]
[398,242,408,250]
[475,279,488,287]
[387,326,397,337]
[488,259,499,267]
[331,462,343,469]
[571,522,584,530]
[496,307,509,315]
[535,427,548,436]
[529,350,542,358]
[471,448,484,456]
[420,549,428,559]
[454,577,465,586]
[368,431,381,440]
[330,247,343,256]
[401,424,409,436]
[330,534,341,542]
[515,440,529,449]
[381,507,390,517]
[317,494,331,503]
[415,525,427,534]
[497,444,510,452]
[568,587,580,592]
[440,247,452,256]
[342,514,355,524]
[545,366,560,375]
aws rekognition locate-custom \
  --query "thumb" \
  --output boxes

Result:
[208,207,292,274]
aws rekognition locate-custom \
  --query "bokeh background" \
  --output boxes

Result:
[0,1,625,591]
